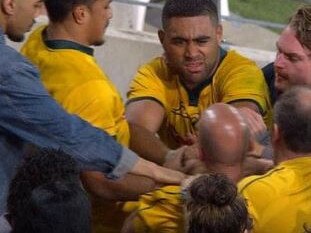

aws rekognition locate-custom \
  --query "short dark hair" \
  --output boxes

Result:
[43,0,96,23]
[185,174,250,233]
[274,86,311,153]
[11,181,91,233]
[7,148,82,231]
[162,0,219,29]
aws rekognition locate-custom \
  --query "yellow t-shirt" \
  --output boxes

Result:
[21,25,130,233]
[132,186,184,233]
[21,25,130,146]
[238,157,311,233]
[127,53,272,148]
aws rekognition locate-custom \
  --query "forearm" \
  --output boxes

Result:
[231,100,262,114]
[130,157,186,185]
[129,123,169,165]
[81,171,156,201]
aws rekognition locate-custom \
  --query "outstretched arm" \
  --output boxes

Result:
[231,101,267,139]
[126,99,169,164]
[81,172,156,201]
[0,60,185,184]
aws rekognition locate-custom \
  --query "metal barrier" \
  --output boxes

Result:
[113,0,286,30]
[114,0,163,9]
[222,16,285,30]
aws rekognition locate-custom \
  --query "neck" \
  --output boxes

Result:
[46,23,88,46]
[206,163,243,184]
[182,78,208,91]
[274,148,311,164]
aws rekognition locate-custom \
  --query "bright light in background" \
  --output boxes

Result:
[221,0,230,16]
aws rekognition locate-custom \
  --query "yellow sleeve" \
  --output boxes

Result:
[127,58,168,108]
[215,51,273,127]
[63,80,120,137]
[216,51,271,114]
[133,186,184,233]
[238,178,259,228]
[238,175,274,232]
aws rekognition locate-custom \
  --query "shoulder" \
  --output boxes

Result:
[25,24,46,42]
[137,185,182,217]
[64,79,119,107]
[129,58,170,94]
[128,57,177,104]
[21,25,46,56]
[238,166,286,195]
[136,57,173,82]
[140,185,181,203]
[139,57,165,71]
[0,44,39,81]
[220,50,262,73]
[226,50,257,64]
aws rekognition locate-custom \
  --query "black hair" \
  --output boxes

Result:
[43,0,96,22]
[162,0,219,29]
[7,148,85,233]
[11,181,91,233]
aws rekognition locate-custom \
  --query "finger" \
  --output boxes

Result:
[185,133,198,145]
[246,139,264,158]
[183,145,200,160]
[182,159,200,174]
[241,110,266,136]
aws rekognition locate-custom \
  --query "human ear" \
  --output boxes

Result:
[271,123,280,147]
[72,4,88,24]
[2,0,16,15]
[216,24,223,45]
[158,29,165,45]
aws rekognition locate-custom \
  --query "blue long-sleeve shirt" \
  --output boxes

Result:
[0,28,138,214]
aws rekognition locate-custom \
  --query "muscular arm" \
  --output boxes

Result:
[126,99,169,165]
[230,101,267,138]
[81,171,156,201]
[230,100,261,113]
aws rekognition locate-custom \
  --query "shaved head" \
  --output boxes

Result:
[198,103,250,166]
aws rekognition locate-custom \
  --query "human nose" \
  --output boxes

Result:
[274,52,286,69]
[184,42,199,58]
[108,8,113,19]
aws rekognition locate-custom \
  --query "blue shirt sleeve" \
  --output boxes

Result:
[0,58,138,179]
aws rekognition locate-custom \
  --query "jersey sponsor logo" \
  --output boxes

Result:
[167,101,199,145]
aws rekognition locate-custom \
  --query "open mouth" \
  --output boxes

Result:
[184,62,203,73]
[275,73,288,82]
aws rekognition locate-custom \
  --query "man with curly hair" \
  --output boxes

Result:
[6,148,91,233]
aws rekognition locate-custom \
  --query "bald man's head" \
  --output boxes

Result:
[198,103,250,166]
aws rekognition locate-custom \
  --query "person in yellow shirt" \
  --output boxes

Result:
[121,103,252,233]
[258,5,311,159]
[21,0,188,232]
[238,86,311,233]
[126,0,272,158]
